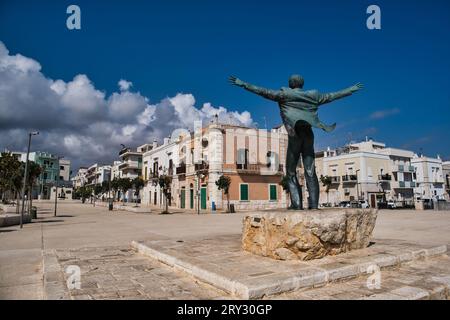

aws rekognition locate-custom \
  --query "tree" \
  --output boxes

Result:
[215,175,231,212]
[0,152,22,204]
[94,184,103,199]
[101,180,110,196]
[77,186,92,203]
[27,162,42,214]
[158,175,172,214]
[132,177,144,206]
[118,178,132,203]
[110,178,120,201]
[320,175,333,205]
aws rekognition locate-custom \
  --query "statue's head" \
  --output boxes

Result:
[288,74,304,89]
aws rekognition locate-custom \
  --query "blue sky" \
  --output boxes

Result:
[1,0,449,165]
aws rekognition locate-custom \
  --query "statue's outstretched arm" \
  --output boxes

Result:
[318,83,363,105]
[229,76,283,102]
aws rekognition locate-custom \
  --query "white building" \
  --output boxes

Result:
[142,138,180,207]
[85,164,111,186]
[412,155,445,201]
[315,139,417,207]
[59,159,71,181]
[71,167,88,188]
[443,161,450,201]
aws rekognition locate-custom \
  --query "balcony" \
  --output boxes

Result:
[119,161,141,171]
[236,163,283,175]
[342,174,357,183]
[176,165,186,175]
[378,174,392,181]
[195,162,209,171]
[393,165,415,173]
[396,181,416,188]
[330,176,340,184]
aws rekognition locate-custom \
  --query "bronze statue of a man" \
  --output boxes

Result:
[230,75,363,210]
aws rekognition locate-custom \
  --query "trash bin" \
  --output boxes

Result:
[31,206,37,219]
[108,199,113,211]
[211,201,216,212]
[229,204,235,213]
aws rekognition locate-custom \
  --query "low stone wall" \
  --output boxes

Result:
[242,209,378,261]
[0,213,32,227]
[84,201,152,213]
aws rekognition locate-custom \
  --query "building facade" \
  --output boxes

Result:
[315,140,417,207]
[443,161,450,201]
[412,155,445,202]
[141,122,289,211]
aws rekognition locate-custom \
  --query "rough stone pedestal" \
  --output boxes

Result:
[242,209,378,261]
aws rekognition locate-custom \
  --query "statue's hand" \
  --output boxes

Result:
[350,83,364,93]
[229,76,245,87]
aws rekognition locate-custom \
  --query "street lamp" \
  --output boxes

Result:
[356,169,361,201]
[20,131,39,229]
[54,156,64,217]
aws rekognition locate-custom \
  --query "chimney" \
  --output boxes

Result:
[152,139,158,149]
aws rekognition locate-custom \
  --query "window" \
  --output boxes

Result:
[60,166,64,170]
[269,184,277,201]
[240,184,249,201]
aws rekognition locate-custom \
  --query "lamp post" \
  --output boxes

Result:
[356,169,361,201]
[20,131,39,229]
[54,156,64,217]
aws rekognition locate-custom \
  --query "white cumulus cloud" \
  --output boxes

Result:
[0,41,254,171]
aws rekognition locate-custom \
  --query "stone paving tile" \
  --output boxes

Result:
[54,246,230,300]
[274,255,450,300]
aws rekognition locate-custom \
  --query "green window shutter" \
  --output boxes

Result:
[270,185,277,201]
[240,184,249,201]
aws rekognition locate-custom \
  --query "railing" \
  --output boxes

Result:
[330,176,340,183]
[342,174,357,182]
[195,163,209,171]
[176,165,186,175]
[398,181,416,188]
[378,174,392,181]
[394,165,415,173]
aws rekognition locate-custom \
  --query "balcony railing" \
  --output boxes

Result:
[394,165,415,173]
[378,174,392,181]
[176,165,186,175]
[342,174,357,182]
[236,163,283,175]
[195,163,209,171]
[330,176,340,184]
[398,181,416,188]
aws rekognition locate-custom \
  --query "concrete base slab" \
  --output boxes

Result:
[131,235,447,299]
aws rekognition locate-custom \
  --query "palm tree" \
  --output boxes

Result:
[320,175,333,205]
[215,175,231,212]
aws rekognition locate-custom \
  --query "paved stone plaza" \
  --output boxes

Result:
[1,201,450,300]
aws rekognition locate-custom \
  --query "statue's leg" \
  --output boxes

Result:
[286,134,303,209]
[300,126,319,209]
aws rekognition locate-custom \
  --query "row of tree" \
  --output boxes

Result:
[0,152,43,213]
[74,176,145,205]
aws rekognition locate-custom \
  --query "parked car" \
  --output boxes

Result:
[339,201,351,208]
[387,200,397,209]
[359,200,370,208]
[377,201,388,209]
[350,201,360,208]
